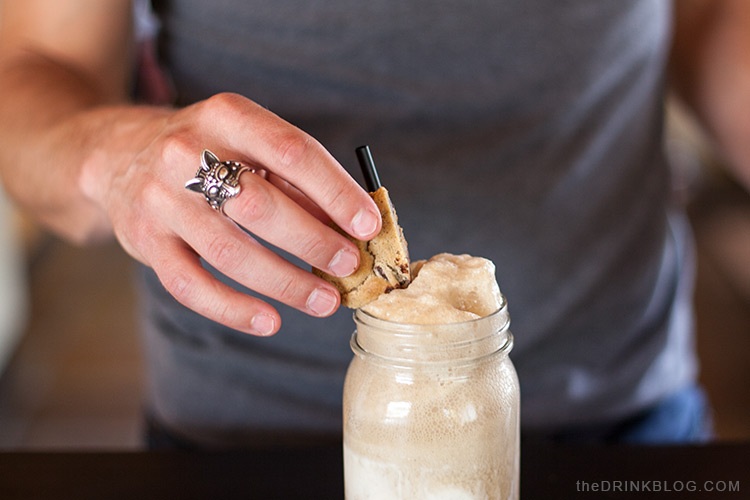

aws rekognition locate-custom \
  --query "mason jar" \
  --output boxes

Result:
[343,298,520,500]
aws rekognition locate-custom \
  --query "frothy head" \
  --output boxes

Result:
[361,253,503,324]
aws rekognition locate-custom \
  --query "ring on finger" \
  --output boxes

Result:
[185,149,256,215]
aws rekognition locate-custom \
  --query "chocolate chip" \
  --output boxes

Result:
[374,265,388,280]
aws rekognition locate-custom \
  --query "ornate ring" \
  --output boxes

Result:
[185,149,255,215]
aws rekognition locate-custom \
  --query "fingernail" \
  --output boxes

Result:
[328,248,359,277]
[351,208,379,239]
[307,287,338,316]
[251,313,276,336]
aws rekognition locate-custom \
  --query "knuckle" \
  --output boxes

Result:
[159,129,195,165]
[212,299,243,328]
[297,233,329,263]
[275,274,301,305]
[159,260,245,329]
[202,92,246,121]
[273,131,318,170]
[234,182,272,225]
[121,213,154,251]
[162,269,195,306]
[208,91,244,108]
[205,236,242,269]
[139,178,172,212]
[322,181,350,209]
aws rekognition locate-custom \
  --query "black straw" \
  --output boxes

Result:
[355,145,382,192]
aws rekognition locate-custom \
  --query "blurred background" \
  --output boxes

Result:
[0,99,748,450]
[0,0,747,448]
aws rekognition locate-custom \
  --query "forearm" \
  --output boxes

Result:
[0,50,170,243]
[670,0,750,190]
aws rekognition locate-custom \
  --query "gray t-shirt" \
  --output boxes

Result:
[140,0,697,445]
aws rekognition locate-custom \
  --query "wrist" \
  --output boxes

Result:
[78,106,172,208]
[45,105,173,244]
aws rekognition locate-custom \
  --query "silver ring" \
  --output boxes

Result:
[185,149,255,215]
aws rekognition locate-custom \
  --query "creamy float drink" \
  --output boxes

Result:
[343,253,520,500]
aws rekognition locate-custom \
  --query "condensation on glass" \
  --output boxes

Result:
[343,298,520,500]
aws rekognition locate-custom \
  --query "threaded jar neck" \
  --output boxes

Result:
[351,297,512,366]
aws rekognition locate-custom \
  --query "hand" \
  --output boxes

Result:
[83,93,382,336]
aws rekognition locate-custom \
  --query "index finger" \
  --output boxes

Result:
[202,93,382,240]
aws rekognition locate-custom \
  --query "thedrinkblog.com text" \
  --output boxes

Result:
[576,480,740,494]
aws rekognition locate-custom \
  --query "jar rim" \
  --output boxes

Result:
[353,293,508,331]
[351,295,512,366]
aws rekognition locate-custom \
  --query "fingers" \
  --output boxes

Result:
[197,93,382,241]
[264,170,330,224]
[113,93,382,334]
[150,239,282,336]
[221,169,360,278]
[174,199,343,319]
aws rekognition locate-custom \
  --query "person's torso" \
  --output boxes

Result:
[141,0,694,437]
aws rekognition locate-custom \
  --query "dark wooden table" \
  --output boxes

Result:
[1,442,747,499]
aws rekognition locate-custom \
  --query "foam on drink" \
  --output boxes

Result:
[361,253,503,324]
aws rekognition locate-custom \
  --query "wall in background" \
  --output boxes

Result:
[0,2,30,375]
[0,188,28,375]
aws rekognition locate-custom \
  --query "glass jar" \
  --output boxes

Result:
[343,298,520,500]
